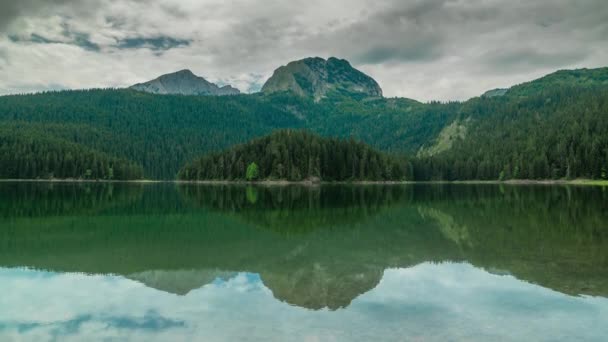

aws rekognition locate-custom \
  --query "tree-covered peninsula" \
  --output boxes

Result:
[178,130,412,182]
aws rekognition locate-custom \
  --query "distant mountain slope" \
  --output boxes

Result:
[505,67,608,97]
[478,68,608,99]
[0,87,453,179]
[130,69,240,96]
[415,85,608,180]
[0,90,301,179]
[262,57,383,101]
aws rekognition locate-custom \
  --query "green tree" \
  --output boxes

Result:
[246,162,259,181]
[246,186,259,204]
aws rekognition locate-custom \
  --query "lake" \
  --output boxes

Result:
[1,182,607,341]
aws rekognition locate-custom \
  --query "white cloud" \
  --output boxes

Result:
[0,0,607,100]
[1,263,608,341]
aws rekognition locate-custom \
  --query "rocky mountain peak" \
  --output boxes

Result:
[130,70,240,96]
[261,57,383,101]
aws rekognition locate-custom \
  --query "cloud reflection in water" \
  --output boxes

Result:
[1,262,607,341]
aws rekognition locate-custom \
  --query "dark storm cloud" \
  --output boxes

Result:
[322,0,606,65]
[295,0,458,64]
[0,46,7,69]
[9,32,100,52]
[9,33,54,44]
[0,0,98,32]
[0,0,607,100]
[214,15,305,65]
[334,5,447,64]
[71,32,101,52]
[483,47,588,74]
[116,36,191,51]
[158,3,189,19]
[356,44,441,64]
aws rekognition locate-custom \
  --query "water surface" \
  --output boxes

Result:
[1,183,607,341]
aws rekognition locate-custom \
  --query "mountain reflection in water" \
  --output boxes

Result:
[0,183,607,341]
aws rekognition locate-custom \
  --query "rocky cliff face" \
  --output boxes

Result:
[130,69,240,96]
[481,88,508,98]
[262,57,383,101]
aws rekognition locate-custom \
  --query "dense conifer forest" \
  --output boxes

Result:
[178,130,412,181]
[0,124,143,180]
[0,89,455,179]
[0,90,302,179]
[0,67,607,181]
[414,86,608,180]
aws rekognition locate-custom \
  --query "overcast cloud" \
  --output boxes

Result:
[0,0,606,101]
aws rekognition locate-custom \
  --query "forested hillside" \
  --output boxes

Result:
[414,85,608,180]
[0,123,143,180]
[0,89,455,179]
[0,90,302,179]
[178,130,412,181]
[0,65,607,181]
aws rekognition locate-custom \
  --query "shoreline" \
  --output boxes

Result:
[177,179,608,186]
[0,179,164,184]
[1,179,607,186]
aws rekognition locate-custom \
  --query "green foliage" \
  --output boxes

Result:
[179,130,413,182]
[0,67,607,181]
[499,170,506,181]
[246,186,259,204]
[506,67,608,98]
[0,89,441,179]
[246,162,260,181]
[2,183,608,301]
[0,90,302,179]
[0,123,143,180]
[413,85,608,181]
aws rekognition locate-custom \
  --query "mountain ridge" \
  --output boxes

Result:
[0,62,607,181]
[261,57,383,101]
[130,69,240,96]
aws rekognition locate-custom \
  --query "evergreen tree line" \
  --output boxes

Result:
[413,86,608,180]
[0,89,461,179]
[0,67,607,181]
[178,130,413,181]
[0,90,303,179]
[0,125,143,180]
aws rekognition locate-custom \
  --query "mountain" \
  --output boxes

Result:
[503,67,608,98]
[0,60,607,181]
[130,69,240,96]
[261,57,383,101]
[0,122,143,180]
[127,269,237,296]
[0,90,301,179]
[2,184,607,307]
[480,68,608,99]
[415,77,608,180]
[0,85,450,179]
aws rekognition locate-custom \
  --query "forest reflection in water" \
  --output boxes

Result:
[0,182,607,341]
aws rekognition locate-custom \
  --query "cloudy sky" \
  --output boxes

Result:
[2,264,607,340]
[0,0,606,101]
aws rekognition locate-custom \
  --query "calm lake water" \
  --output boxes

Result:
[1,182,607,341]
